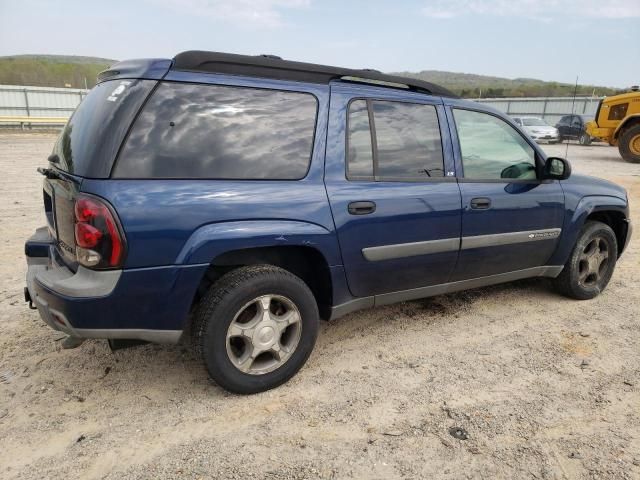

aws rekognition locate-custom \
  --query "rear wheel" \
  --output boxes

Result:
[618,124,640,163]
[192,265,319,394]
[579,132,592,146]
[553,221,618,300]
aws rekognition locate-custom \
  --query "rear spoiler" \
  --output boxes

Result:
[98,59,172,84]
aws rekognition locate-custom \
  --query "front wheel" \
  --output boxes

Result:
[553,221,618,300]
[192,265,319,394]
[618,124,640,163]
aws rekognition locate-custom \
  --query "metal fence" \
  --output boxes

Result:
[475,96,602,125]
[0,84,88,119]
[0,84,603,129]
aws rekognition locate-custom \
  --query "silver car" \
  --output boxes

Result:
[513,116,560,144]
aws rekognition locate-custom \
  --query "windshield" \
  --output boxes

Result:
[52,79,155,178]
[522,118,548,126]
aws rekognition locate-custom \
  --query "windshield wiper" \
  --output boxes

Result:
[37,167,64,180]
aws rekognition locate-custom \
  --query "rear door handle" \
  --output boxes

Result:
[348,201,376,215]
[470,197,491,209]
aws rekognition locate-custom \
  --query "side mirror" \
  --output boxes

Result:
[543,157,571,180]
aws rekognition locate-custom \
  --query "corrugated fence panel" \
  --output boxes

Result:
[0,84,88,120]
[0,87,606,128]
[476,96,603,125]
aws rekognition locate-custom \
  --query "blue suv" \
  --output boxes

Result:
[25,51,632,393]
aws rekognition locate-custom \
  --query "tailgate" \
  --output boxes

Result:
[43,172,83,268]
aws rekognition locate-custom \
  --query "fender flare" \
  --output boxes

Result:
[549,195,628,265]
[174,219,341,266]
[614,114,640,139]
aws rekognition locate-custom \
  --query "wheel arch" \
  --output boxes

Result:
[585,210,630,257]
[193,245,335,320]
[549,195,629,266]
[613,114,640,139]
[176,220,341,321]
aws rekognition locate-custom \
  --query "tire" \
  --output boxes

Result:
[579,132,592,146]
[557,136,564,144]
[618,124,640,163]
[192,265,319,394]
[553,221,618,300]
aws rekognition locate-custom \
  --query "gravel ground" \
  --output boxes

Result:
[0,134,638,479]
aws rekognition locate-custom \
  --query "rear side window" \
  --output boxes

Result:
[114,82,318,179]
[347,99,444,180]
[52,79,155,178]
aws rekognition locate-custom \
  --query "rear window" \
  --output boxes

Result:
[113,82,318,179]
[52,79,155,178]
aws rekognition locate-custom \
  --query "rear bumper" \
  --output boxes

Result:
[25,227,206,343]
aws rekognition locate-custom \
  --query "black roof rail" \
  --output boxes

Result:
[172,50,457,98]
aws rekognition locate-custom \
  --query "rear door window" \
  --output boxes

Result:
[347,100,374,178]
[346,99,444,180]
[114,82,318,179]
[52,79,155,178]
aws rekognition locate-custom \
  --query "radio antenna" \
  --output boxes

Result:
[565,75,579,159]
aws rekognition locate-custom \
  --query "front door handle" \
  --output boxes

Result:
[470,197,491,210]
[348,201,376,215]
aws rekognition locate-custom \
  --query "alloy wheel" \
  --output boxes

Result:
[577,236,610,288]
[226,294,302,375]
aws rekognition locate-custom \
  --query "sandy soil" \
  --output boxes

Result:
[0,134,638,479]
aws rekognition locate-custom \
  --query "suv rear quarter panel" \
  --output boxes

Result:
[82,74,338,269]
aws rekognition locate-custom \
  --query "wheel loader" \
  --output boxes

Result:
[586,86,640,163]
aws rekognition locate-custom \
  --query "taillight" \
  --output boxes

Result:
[73,194,126,269]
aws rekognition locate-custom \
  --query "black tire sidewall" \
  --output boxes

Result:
[565,222,618,299]
[619,125,640,163]
[579,133,591,145]
[201,269,319,394]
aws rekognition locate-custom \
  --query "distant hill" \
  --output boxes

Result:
[392,70,622,98]
[0,55,115,89]
[0,54,623,97]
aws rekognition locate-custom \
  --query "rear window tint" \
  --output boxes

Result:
[52,79,155,178]
[114,82,318,179]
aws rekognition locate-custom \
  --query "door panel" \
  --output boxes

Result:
[452,181,564,281]
[448,106,565,281]
[328,181,461,296]
[325,84,461,298]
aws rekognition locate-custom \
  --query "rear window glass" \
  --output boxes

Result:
[52,79,155,178]
[114,82,318,179]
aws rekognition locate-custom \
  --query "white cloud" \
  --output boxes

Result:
[421,0,640,20]
[151,0,310,27]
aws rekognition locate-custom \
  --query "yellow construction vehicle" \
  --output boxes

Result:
[586,86,640,163]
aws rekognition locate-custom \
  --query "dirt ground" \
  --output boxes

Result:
[0,133,638,480]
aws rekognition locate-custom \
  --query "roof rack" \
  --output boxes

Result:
[172,51,457,98]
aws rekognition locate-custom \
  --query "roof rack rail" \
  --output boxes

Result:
[172,50,457,98]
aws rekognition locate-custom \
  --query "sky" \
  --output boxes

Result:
[0,0,638,88]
